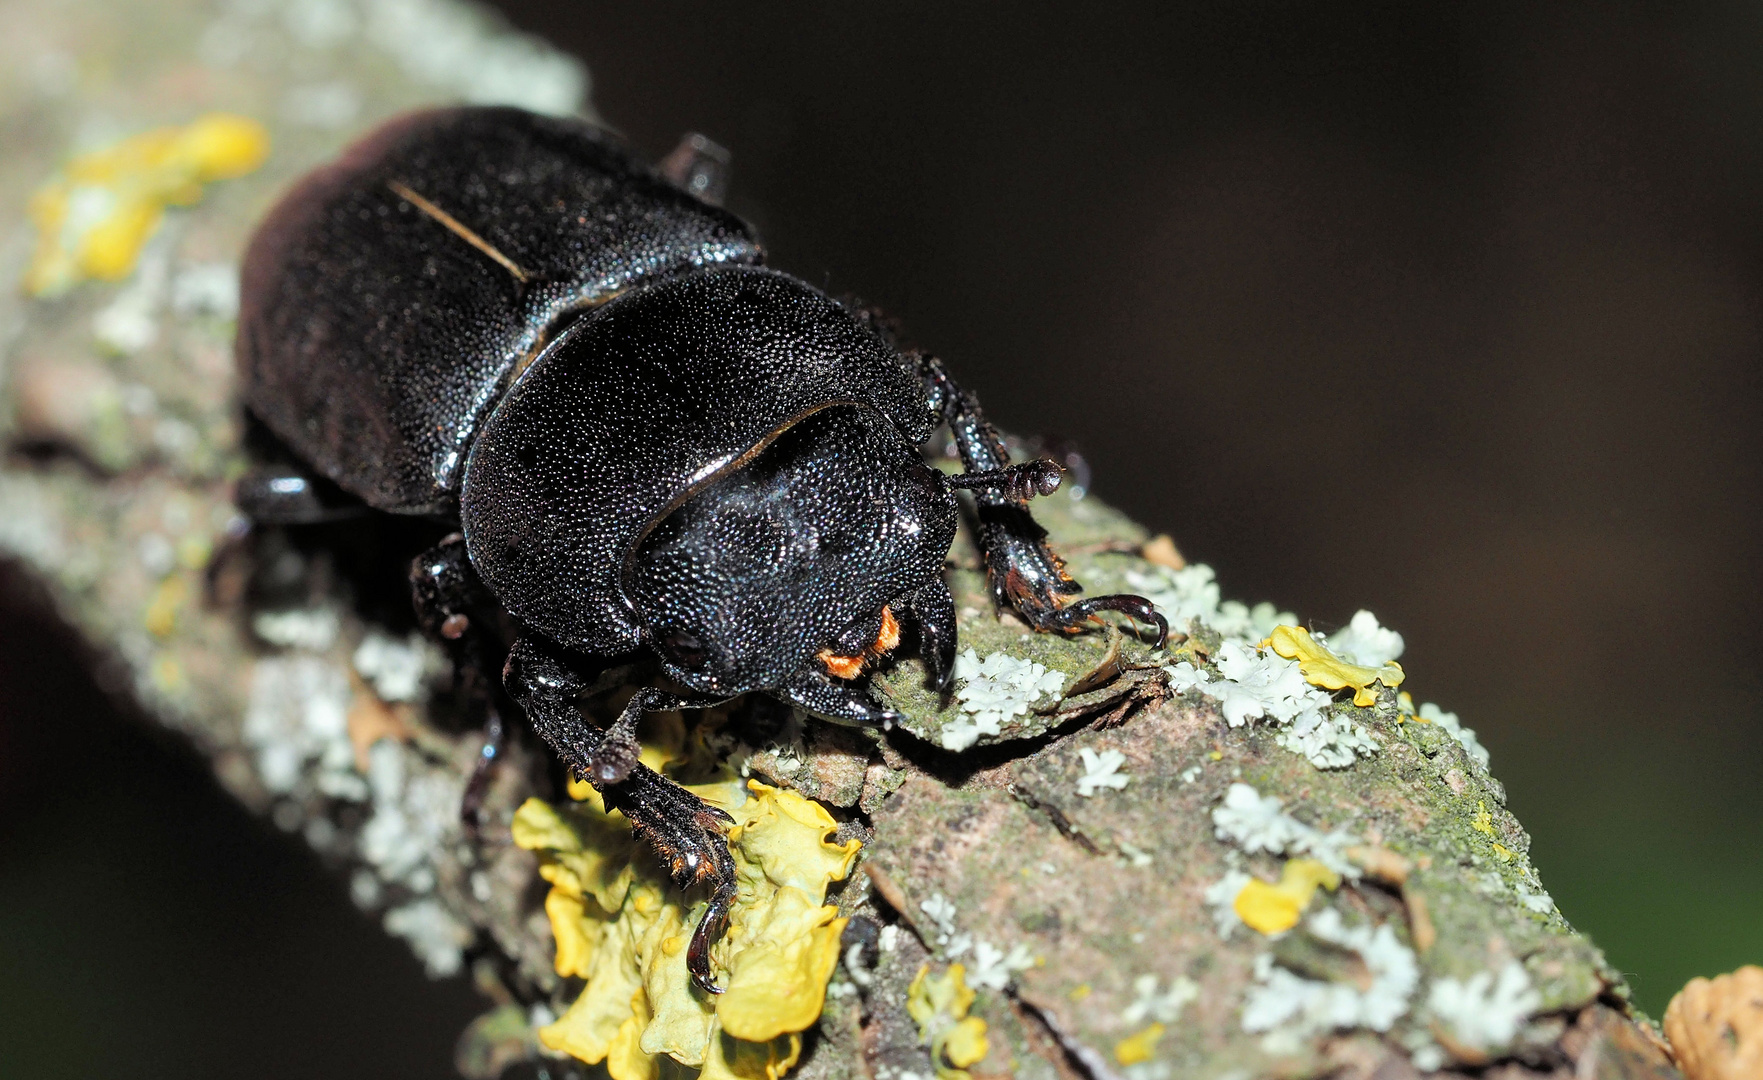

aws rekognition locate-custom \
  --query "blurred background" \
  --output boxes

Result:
[3,1,1760,1075]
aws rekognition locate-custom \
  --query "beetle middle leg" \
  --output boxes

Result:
[505,635,737,995]
[910,350,1167,646]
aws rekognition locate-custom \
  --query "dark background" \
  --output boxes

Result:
[4,2,1760,1076]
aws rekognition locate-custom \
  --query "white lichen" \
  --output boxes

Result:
[1211,642,1330,727]
[1116,838,1155,868]
[1123,974,1200,1025]
[1241,909,1419,1035]
[1276,708,1381,769]
[944,648,1065,751]
[1164,660,1212,694]
[358,739,461,892]
[1211,784,1358,876]
[92,275,161,354]
[353,630,438,703]
[1418,701,1491,769]
[1142,572,1383,771]
[1126,562,1293,642]
[363,0,587,115]
[170,261,240,319]
[842,943,875,989]
[966,939,1036,991]
[382,898,473,978]
[921,892,959,934]
[1317,609,1405,667]
[1126,563,1221,628]
[1425,960,1540,1053]
[252,606,340,652]
[1211,600,1295,642]
[1204,870,1253,937]
[1513,880,1557,915]
[1075,747,1130,797]
[281,81,363,129]
[242,655,358,797]
[1402,1030,1451,1072]
[919,891,973,956]
[281,0,357,47]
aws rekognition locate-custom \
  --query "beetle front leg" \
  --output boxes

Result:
[911,351,1167,646]
[904,575,958,691]
[504,636,738,995]
[590,684,723,786]
[776,663,904,728]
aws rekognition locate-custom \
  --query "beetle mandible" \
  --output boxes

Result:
[235,106,1165,993]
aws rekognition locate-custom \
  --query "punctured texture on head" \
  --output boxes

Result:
[632,406,956,693]
[460,266,937,656]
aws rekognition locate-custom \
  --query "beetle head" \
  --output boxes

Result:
[629,404,956,715]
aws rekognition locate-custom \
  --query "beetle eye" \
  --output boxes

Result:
[663,629,708,670]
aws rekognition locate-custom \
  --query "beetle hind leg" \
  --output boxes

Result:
[410,533,511,835]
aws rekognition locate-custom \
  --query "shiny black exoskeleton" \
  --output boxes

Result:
[235,106,1164,993]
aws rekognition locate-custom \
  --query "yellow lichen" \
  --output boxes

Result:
[701,1030,803,1080]
[907,963,991,1080]
[1470,801,1495,835]
[1265,624,1404,707]
[1233,857,1342,935]
[23,113,269,296]
[143,574,187,638]
[1114,1023,1165,1065]
[514,741,857,1080]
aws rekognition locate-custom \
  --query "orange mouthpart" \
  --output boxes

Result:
[817,605,901,680]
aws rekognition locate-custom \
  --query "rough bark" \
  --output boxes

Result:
[0,2,1683,1078]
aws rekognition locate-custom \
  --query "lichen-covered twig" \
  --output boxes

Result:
[0,3,1685,1078]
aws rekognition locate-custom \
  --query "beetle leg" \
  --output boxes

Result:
[505,635,738,995]
[776,663,904,728]
[590,685,723,786]
[459,705,506,834]
[411,532,491,644]
[904,576,958,691]
[909,350,1167,648]
[235,465,369,524]
[410,533,510,835]
[944,458,1066,503]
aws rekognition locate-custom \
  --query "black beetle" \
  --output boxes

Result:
[235,106,1164,993]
